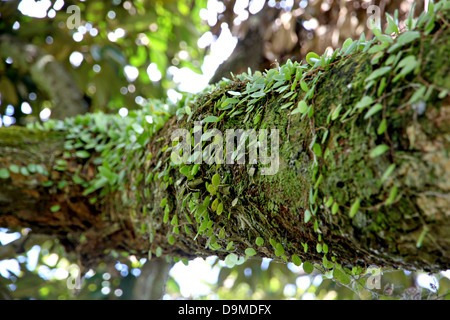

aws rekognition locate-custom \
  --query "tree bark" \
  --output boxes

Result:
[1,20,449,274]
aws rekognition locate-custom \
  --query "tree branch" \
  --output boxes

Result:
[1,18,449,273]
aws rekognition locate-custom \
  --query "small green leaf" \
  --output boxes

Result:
[55,159,67,168]
[438,90,448,99]
[304,209,312,224]
[191,164,200,176]
[385,185,398,205]
[342,37,353,50]
[370,144,390,158]
[365,67,392,82]
[333,266,352,285]
[27,164,37,173]
[302,261,314,274]
[203,196,211,208]
[377,118,387,135]
[316,243,322,253]
[275,243,285,256]
[57,180,67,189]
[381,164,396,183]
[385,14,399,34]
[207,184,216,195]
[308,105,314,118]
[302,242,308,253]
[211,198,218,211]
[212,173,220,188]
[255,237,264,246]
[325,197,334,208]
[364,103,383,119]
[250,91,266,98]
[185,105,192,115]
[98,166,117,184]
[50,205,60,212]
[222,98,239,108]
[179,165,191,176]
[132,123,144,135]
[269,238,277,248]
[291,100,308,115]
[245,248,257,256]
[216,202,223,215]
[349,198,360,218]
[280,102,293,110]
[416,227,428,249]
[332,202,339,214]
[409,85,427,104]
[203,116,218,123]
[224,253,238,267]
[300,81,309,92]
[396,31,420,45]
[163,205,170,223]
[0,168,10,179]
[323,243,329,254]
[160,198,167,208]
[291,254,302,266]
[331,105,342,120]
[9,165,19,174]
[312,143,322,157]
[355,96,374,109]
[76,150,90,159]
[306,52,320,65]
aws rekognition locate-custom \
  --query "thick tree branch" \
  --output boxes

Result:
[0,17,449,273]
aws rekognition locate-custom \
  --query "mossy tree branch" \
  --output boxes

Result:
[1,7,449,275]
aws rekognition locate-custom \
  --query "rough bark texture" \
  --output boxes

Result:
[1,16,449,274]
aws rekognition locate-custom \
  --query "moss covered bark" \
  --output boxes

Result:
[0,6,449,274]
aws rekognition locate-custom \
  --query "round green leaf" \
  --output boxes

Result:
[50,205,61,212]
[255,237,264,246]
[203,116,218,123]
[291,254,302,266]
[245,248,257,256]
[9,165,19,174]
[0,168,10,179]
[302,261,314,274]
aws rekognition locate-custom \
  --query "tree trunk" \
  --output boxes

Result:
[1,17,449,275]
